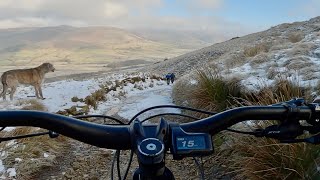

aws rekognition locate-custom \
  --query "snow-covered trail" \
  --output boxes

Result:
[105,85,180,121]
[0,74,180,179]
[0,75,179,122]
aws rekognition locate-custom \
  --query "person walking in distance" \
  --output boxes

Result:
[170,73,175,84]
[165,73,171,85]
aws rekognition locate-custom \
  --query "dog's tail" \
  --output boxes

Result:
[1,72,8,86]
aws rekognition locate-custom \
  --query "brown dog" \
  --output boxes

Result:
[0,63,55,100]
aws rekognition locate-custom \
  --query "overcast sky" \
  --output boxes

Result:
[0,0,319,35]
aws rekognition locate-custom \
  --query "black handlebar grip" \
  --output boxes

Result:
[0,111,132,149]
[180,106,312,135]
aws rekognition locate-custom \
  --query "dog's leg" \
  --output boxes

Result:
[34,84,45,100]
[38,84,45,100]
[0,84,8,100]
[34,85,40,99]
[9,86,17,101]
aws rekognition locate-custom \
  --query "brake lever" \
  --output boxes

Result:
[255,124,320,144]
[254,122,303,140]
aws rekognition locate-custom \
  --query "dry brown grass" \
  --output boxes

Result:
[249,52,270,67]
[172,69,245,118]
[266,67,279,79]
[221,76,319,179]
[288,32,304,43]
[222,52,247,69]
[300,67,318,81]
[285,57,314,70]
[15,99,47,111]
[71,96,83,102]
[173,71,319,179]
[226,136,320,179]
[0,127,71,179]
[244,43,272,57]
[270,42,293,51]
[287,42,317,57]
[172,72,197,107]
[244,76,312,105]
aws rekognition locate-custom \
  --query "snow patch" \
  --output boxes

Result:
[7,168,16,177]
[0,160,4,173]
[14,158,22,162]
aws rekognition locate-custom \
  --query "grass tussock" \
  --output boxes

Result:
[172,72,197,107]
[266,67,279,79]
[301,67,318,81]
[270,41,293,51]
[71,96,83,102]
[284,56,313,70]
[15,99,47,111]
[174,69,244,115]
[244,76,312,105]
[288,42,317,57]
[226,136,320,180]
[244,43,271,57]
[223,52,247,69]
[288,32,304,43]
[249,52,269,67]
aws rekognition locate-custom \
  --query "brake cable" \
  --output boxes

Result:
[193,157,205,180]
[128,105,217,124]
[134,106,279,136]
[73,114,125,125]
[0,129,59,143]
[73,115,126,180]
[141,113,199,123]
[0,131,59,143]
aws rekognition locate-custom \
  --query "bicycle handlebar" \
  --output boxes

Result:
[0,110,131,149]
[181,106,313,135]
[0,105,316,149]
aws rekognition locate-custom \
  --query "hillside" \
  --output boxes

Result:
[151,16,320,89]
[0,25,212,76]
[1,17,320,179]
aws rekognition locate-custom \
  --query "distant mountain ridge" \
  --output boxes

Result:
[0,25,215,68]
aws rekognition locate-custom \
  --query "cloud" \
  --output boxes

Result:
[0,0,44,11]
[179,0,223,10]
[0,0,253,39]
[104,2,129,19]
[0,17,87,29]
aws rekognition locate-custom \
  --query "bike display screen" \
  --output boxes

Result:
[176,135,206,150]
